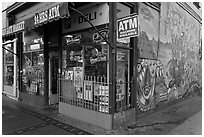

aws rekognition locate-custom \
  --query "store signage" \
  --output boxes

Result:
[117,13,139,39]
[30,44,40,50]
[2,21,25,36]
[92,29,109,43]
[63,3,109,33]
[34,5,60,25]
[65,34,82,45]
[78,12,97,24]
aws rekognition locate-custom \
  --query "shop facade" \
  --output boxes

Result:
[2,17,24,100]
[2,2,202,130]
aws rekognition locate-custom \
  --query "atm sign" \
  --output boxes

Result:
[117,13,139,39]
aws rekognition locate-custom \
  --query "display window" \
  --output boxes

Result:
[22,28,44,95]
[61,25,109,112]
[62,26,108,79]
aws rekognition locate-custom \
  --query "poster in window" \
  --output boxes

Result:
[116,61,126,102]
[84,80,93,101]
[65,71,73,80]
[97,85,109,113]
[73,67,83,87]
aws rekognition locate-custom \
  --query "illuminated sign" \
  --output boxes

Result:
[117,13,139,39]
[92,29,109,43]
[65,34,82,45]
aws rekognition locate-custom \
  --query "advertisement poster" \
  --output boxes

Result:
[65,71,73,80]
[62,50,67,68]
[73,67,83,87]
[98,85,109,113]
[84,81,93,101]
[74,67,83,99]
[116,62,126,102]
[117,13,139,39]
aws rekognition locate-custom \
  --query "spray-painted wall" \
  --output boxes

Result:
[137,2,202,112]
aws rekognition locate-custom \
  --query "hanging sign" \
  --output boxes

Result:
[117,13,139,39]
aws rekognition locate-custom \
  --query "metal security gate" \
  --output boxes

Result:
[58,75,111,113]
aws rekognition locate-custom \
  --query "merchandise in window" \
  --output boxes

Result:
[61,26,109,112]
[22,29,44,95]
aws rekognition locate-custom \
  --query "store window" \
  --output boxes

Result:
[22,27,44,95]
[61,26,108,96]
[116,3,131,111]
[60,3,110,113]
[3,43,14,86]
[62,27,109,77]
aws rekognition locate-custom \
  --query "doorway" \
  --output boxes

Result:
[3,39,18,100]
[49,51,59,105]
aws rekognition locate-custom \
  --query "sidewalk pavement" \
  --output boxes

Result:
[168,110,202,135]
[2,94,202,135]
[2,94,107,135]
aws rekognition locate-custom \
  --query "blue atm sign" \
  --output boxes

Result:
[117,13,139,39]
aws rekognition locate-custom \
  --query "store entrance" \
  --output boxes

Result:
[49,51,59,105]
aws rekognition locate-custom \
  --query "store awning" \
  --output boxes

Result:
[2,2,70,37]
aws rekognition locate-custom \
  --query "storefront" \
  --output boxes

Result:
[58,2,138,130]
[3,2,70,106]
[58,2,202,129]
[2,2,201,130]
[2,20,25,100]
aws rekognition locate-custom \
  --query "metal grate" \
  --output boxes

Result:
[58,75,111,114]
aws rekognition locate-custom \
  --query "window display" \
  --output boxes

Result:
[61,26,109,112]
[22,28,44,95]
[62,28,108,78]
[22,51,44,95]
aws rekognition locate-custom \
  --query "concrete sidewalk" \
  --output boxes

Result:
[2,94,107,135]
[168,110,202,135]
[2,94,202,135]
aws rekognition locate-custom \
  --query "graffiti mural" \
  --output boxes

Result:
[137,3,202,112]
[137,59,166,111]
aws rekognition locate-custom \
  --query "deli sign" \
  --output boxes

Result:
[117,13,139,39]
